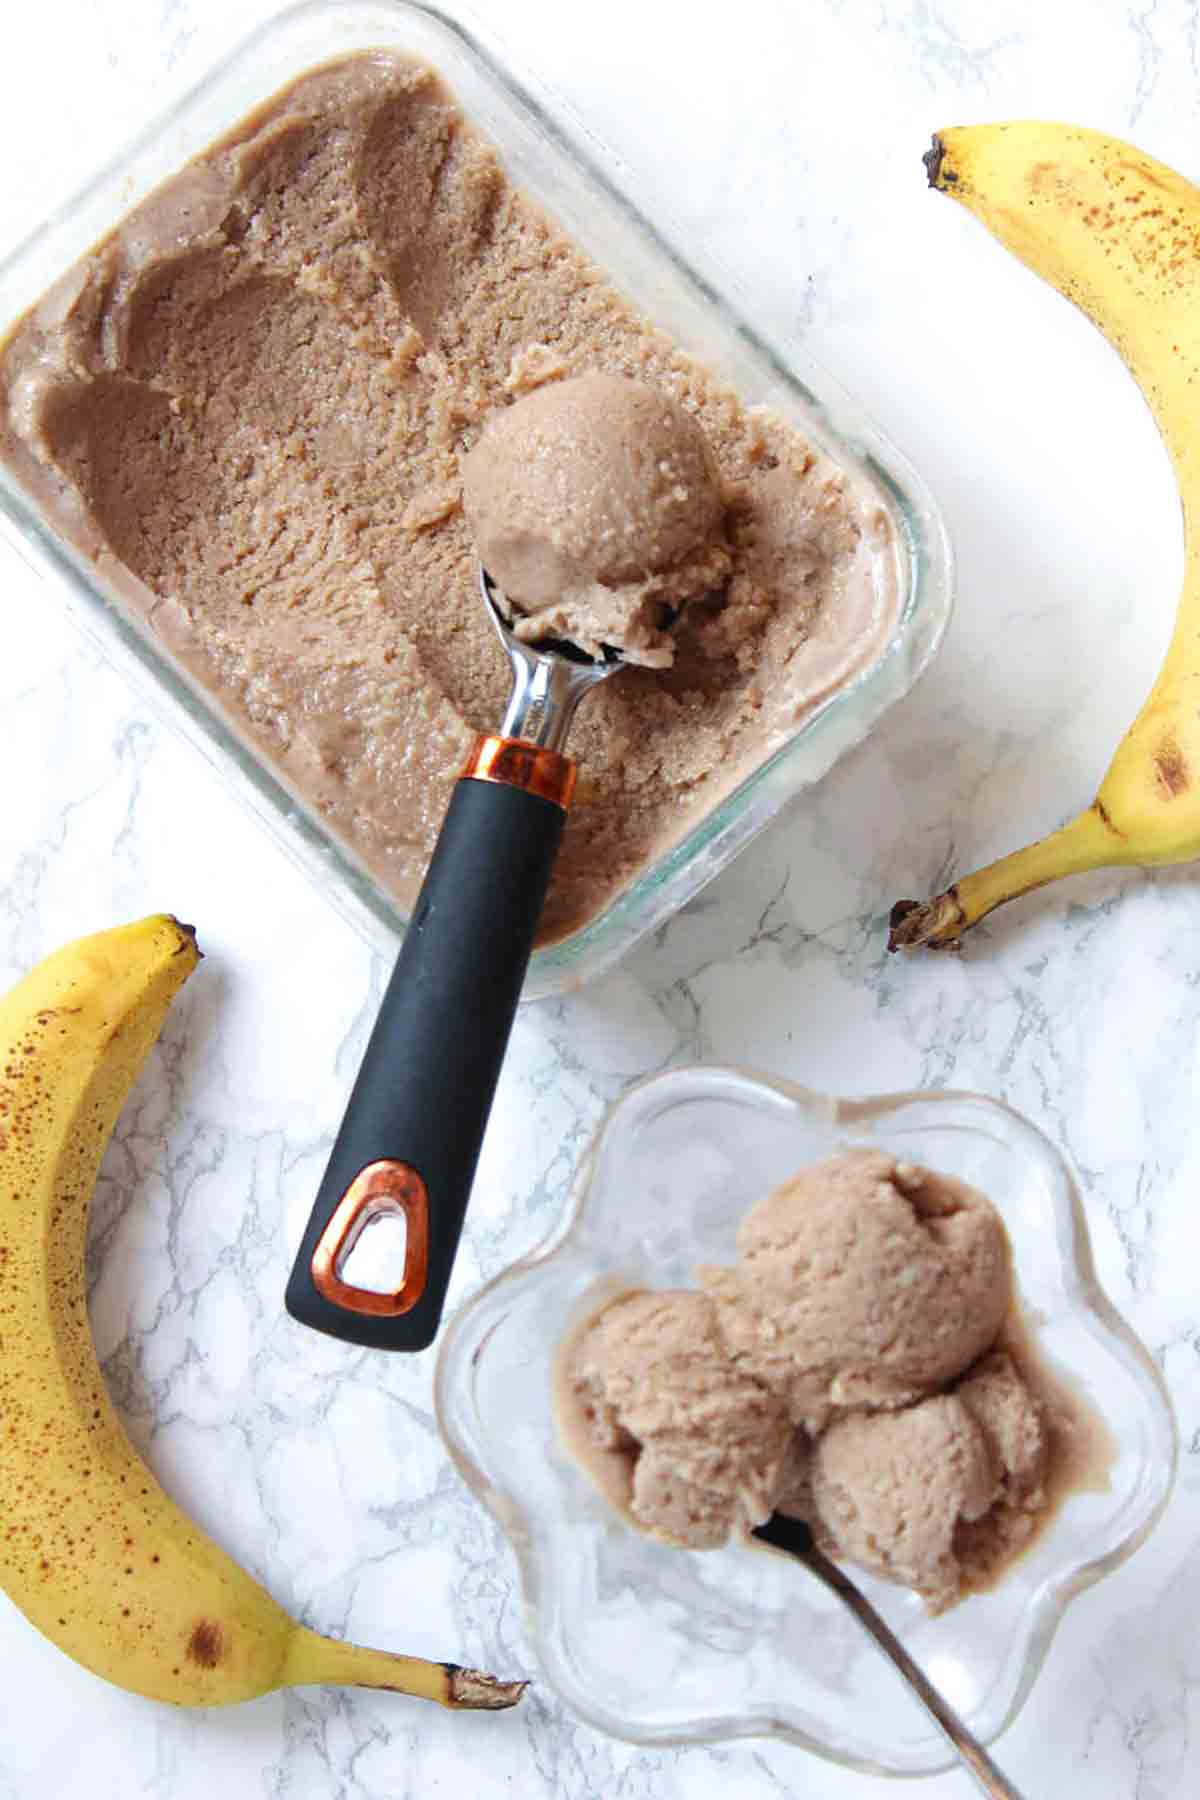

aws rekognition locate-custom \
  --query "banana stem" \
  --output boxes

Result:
[888,805,1123,950]
[283,1628,527,1710]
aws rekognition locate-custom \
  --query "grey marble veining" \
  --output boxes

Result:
[2,0,1199,1794]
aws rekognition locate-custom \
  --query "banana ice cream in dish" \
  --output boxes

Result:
[557,1151,1111,1612]
[0,51,900,945]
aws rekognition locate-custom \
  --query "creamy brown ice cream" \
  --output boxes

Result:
[956,1349,1048,1509]
[699,1150,1011,1430]
[461,372,731,666]
[562,1289,792,1549]
[0,52,899,944]
[809,1395,1001,1610]
[796,1349,1056,1608]
[556,1151,1110,1605]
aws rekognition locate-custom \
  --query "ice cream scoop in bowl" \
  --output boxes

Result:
[434,1067,1176,1775]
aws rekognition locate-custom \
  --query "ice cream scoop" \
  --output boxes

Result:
[288,378,737,1352]
[461,373,731,666]
[287,568,624,1351]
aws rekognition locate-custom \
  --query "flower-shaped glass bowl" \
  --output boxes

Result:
[435,1066,1177,1777]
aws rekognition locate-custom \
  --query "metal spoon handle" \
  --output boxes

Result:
[805,1548,1024,1799]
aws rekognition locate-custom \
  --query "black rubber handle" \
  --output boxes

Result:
[285,773,565,1351]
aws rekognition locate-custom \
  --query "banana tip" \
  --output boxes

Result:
[447,1666,529,1710]
[887,894,964,953]
[169,916,203,959]
[923,133,952,189]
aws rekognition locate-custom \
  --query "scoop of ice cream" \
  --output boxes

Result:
[805,1351,1051,1609]
[565,1289,793,1549]
[956,1350,1048,1509]
[460,372,731,666]
[700,1150,1011,1429]
[810,1394,1001,1610]
[951,1351,1052,1588]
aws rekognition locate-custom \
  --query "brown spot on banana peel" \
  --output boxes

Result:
[186,1620,227,1669]
[1153,736,1189,797]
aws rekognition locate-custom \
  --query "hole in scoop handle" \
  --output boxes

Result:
[285,772,567,1350]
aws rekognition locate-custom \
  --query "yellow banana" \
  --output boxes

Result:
[0,917,523,1712]
[890,122,1200,950]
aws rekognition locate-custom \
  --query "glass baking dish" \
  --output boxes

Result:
[0,0,952,999]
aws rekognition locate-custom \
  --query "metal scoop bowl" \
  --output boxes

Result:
[480,567,623,746]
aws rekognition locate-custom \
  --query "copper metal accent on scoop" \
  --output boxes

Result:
[311,1160,431,1318]
[461,734,578,810]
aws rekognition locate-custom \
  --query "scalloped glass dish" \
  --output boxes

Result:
[435,1066,1176,1776]
[0,0,951,998]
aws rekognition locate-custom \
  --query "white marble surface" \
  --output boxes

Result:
[1,0,1198,1793]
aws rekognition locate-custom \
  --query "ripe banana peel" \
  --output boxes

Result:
[890,122,1200,951]
[0,917,524,1712]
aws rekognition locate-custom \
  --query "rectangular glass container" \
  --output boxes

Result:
[0,0,952,998]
